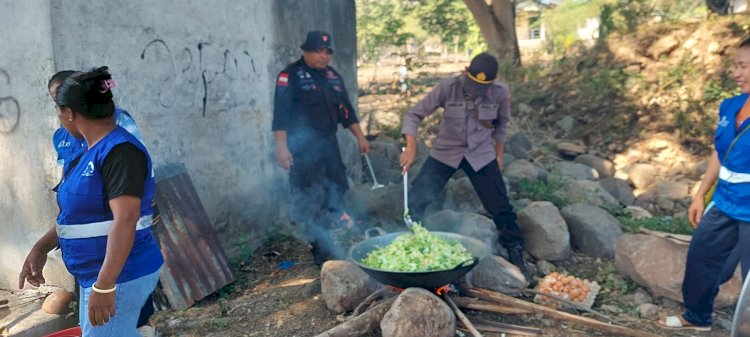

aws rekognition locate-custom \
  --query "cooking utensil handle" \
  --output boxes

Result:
[363,154,380,185]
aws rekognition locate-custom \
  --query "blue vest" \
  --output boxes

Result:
[54,108,143,167]
[713,93,750,222]
[56,126,162,287]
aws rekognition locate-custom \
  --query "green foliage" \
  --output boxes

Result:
[616,212,694,235]
[357,0,415,61]
[413,0,471,46]
[517,177,570,207]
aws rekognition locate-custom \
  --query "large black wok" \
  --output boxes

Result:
[350,231,489,289]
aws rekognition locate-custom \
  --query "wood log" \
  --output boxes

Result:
[442,293,483,337]
[469,288,661,337]
[314,297,396,337]
[450,295,532,314]
[521,288,620,324]
[467,315,542,336]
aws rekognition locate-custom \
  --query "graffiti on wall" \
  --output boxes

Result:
[140,39,261,117]
[0,68,20,133]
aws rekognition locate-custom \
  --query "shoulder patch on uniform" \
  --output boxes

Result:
[277,72,289,87]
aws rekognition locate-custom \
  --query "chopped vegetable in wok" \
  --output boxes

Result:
[361,223,473,272]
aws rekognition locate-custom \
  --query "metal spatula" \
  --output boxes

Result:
[363,154,385,190]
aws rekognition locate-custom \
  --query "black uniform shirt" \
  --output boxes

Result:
[272,58,358,152]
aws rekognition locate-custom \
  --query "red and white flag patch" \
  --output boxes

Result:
[277,73,289,86]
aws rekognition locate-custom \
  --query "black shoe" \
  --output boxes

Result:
[507,245,536,288]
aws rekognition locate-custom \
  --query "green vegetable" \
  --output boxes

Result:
[361,223,473,272]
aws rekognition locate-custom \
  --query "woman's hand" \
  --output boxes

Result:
[688,197,706,229]
[18,248,47,289]
[88,289,116,326]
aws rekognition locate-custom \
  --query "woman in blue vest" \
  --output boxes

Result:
[19,66,163,336]
[658,37,750,331]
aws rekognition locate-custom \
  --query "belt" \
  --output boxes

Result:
[57,215,153,239]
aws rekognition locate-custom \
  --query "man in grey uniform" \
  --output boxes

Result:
[400,53,532,284]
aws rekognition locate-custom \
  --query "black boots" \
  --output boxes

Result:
[507,244,536,288]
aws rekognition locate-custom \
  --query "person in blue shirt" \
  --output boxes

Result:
[19,67,163,337]
[46,70,157,336]
[659,37,750,331]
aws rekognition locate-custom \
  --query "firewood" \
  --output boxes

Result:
[467,315,542,336]
[350,286,396,318]
[469,288,661,337]
[314,297,396,337]
[521,288,620,324]
[450,295,532,314]
[442,293,483,337]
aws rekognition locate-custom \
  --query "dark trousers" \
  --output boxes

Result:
[289,137,349,249]
[682,206,750,326]
[409,157,522,247]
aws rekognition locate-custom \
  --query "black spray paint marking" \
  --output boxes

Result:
[198,43,208,117]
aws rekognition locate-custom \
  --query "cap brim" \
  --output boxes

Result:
[301,45,334,54]
[464,77,490,96]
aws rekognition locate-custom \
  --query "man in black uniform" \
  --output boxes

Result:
[272,31,369,265]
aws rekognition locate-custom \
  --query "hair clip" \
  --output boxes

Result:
[99,79,116,93]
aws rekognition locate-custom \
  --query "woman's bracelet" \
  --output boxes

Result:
[91,283,117,294]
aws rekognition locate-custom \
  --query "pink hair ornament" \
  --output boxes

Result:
[99,79,116,93]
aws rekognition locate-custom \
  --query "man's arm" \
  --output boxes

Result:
[400,80,449,172]
[334,71,369,154]
[272,70,295,170]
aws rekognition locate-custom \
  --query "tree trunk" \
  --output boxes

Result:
[463,0,521,65]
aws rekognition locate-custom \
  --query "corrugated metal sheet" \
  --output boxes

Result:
[151,164,235,310]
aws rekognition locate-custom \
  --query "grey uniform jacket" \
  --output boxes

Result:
[401,75,512,171]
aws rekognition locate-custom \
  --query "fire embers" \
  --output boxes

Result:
[534,272,601,310]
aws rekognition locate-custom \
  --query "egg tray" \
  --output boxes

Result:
[533,279,601,310]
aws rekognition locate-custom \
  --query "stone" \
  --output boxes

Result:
[660,297,681,309]
[506,133,534,160]
[656,198,675,211]
[424,210,501,254]
[556,116,576,134]
[536,260,556,276]
[42,291,74,314]
[557,142,587,157]
[504,159,541,188]
[442,176,484,214]
[553,162,599,181]
[623,163,659,190]
[638,303,659,318]
[717,317,733,331]
[575,154,615,178]
[517,202,571,261]
[381,288,455,337]
[599,177,635,206]
[466,255,528,294]
[649,35,680,59]
[344,183,404,224]
[654,180,690,200]
[561,180,619,207]
[632,288,654,305]
[615,234,741,309]
[302,279,322,298]
[560,204,623,259]
[320,260,382,313]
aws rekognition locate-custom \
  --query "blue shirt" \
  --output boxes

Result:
[712,93,750,221]
[54,108,143,167]
[56,126,162,287]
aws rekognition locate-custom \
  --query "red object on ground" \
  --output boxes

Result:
[43,326,82,337]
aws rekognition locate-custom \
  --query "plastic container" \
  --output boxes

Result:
[43,326,82,337]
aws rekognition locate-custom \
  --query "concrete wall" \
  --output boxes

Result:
[0,0,358,290]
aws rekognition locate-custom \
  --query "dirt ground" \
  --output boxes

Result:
[149,236,734,337]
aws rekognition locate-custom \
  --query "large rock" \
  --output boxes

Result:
[320,260,382,313]
[505,133,533,160]
[615,234,741,309]
[424,210,501,254]
[600,177,635,206]
[381,288,455,337]
[654,180,690,201]
[367,137,402,185]
[344,184,403,224]
[557,142,587,157]
[623,163,659,190]
[466,255,528,294]
[442,176,484,215]
[561,180,619,207]
[649,35,680,59]
[553,162,599,181]
[575,154,615,178]
[42,291,75,314]
[623,206,652,220]
[504,159,541,188]
[560,204,623,259]
[517,202,571,261]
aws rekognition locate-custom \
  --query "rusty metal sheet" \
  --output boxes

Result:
[151,164,235,310]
